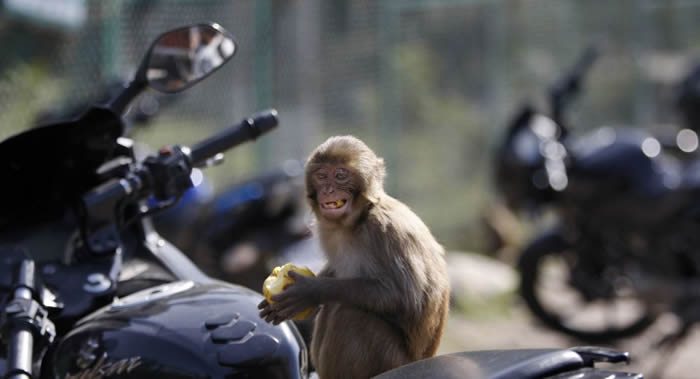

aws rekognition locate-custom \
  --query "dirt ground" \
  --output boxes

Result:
[439,306,700,379]
[442,252,700,379]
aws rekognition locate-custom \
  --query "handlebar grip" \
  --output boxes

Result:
[81,176,144,235]
[189,109,279,166]
[82,178,140,212]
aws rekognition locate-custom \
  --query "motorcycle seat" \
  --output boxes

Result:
[374,348,584,379]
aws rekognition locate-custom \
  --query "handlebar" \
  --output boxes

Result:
[80,109,279,248]
[190,109,279,166]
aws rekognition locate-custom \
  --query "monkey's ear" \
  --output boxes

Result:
[363,157,386,204]
[375,157,387,184]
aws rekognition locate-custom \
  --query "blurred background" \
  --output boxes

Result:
[3,0,700,377]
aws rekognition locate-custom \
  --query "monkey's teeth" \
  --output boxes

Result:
[323,200,346,209]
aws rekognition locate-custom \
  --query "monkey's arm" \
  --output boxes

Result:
[314,276,399,311]
[259,273,406,324]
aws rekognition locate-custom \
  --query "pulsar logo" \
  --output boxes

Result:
[66,354,142,379]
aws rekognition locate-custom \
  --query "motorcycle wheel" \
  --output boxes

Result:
[518,229,657,343]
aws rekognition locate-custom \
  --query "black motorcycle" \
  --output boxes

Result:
[495,46,700,345]
[0,23,309,379]
[0,23,641,379]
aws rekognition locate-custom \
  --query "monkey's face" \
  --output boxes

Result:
[311,164,357,221]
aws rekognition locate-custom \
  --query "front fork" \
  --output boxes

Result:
[1,258,57,379]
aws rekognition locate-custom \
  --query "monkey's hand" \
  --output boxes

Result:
[258,271,322,324]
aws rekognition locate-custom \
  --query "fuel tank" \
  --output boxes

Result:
[567,128,691,226]
[52,280,307,379]
[570,128,674,198]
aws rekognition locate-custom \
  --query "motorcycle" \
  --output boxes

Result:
[495,45,700,345]
[0,22,641,378]
[0,23,308,378]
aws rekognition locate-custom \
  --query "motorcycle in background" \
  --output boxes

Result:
[153,159,323,291]
[495,45,700,347]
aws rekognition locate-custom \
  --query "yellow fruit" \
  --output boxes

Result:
[262,263,316,320]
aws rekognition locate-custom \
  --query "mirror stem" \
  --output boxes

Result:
[107,80,148,115]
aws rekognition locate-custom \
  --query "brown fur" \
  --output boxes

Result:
[306,136,450,378]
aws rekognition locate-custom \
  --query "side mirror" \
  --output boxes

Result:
[107,23,236,115]
[144,24,237,93]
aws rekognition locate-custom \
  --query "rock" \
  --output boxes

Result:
[446,251,517,300]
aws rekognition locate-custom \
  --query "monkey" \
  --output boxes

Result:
[258,135,450,379]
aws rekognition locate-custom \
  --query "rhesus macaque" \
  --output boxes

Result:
[258,135,450,379]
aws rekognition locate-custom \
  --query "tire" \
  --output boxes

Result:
[517,229,657,343]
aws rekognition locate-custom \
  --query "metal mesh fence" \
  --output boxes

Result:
[2,0,700,249]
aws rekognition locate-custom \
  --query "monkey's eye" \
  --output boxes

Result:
[335,168,349,182]
[315,172,328,181]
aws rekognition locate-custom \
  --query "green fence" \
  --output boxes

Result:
[2,0,700,251]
